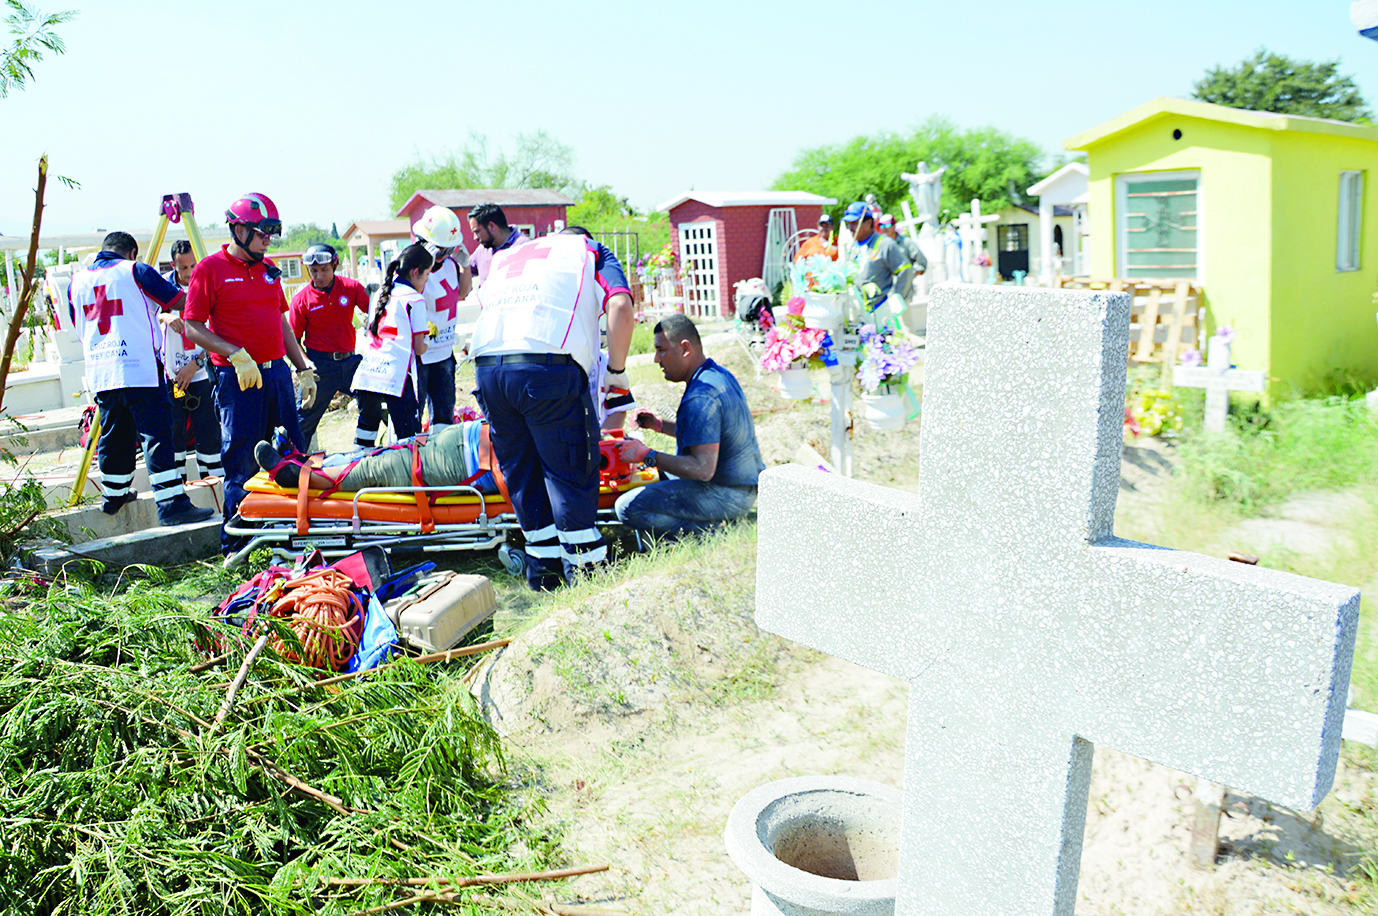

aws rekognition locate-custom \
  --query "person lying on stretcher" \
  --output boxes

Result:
[253,421,499,496]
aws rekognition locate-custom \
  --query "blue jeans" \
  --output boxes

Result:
[298,348,361,444]
[214,361,305,553]
[614,478,757,538]
[419,355,457,431]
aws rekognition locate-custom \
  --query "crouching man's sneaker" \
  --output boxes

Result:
[157,495,215,526]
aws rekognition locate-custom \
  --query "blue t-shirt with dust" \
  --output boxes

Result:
[676,358,765,488]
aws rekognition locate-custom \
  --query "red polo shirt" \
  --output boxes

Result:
[288,275,370,353]
[184,246,288,365]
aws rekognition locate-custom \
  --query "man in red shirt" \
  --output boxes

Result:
[184,193,317,553]
[288,243,369,445]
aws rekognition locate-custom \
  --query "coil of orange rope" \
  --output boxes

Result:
[268,568,364,671]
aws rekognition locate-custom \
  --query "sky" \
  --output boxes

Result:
[1,0,1375,237]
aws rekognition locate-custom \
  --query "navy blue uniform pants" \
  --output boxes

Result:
[473,360,605,589]
[167,377,223,480]
[213,361,305,553]
[95,385,183,507]
[355,378,420,447]
[298,348,361,445]
[419,355,457,432]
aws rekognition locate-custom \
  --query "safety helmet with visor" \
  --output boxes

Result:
[225,193,282,261]
[302,243,339,266]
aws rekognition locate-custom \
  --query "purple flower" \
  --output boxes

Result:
[1179,349,1202,368]
[1214,325,1235,345]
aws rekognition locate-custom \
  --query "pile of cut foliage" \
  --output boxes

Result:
[0,572,568,916]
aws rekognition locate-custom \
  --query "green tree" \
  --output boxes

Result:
[1,0,72,98]
[268,222,334,254]
[1192,49,1371,122]
[772,117,1045,224]
[388,130,578,213]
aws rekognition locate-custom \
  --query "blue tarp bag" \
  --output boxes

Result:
[347,593,399,673]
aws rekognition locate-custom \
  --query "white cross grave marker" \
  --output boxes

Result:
[1172,334,1266,432]
[952,199,999,282]
[756,284,1359,916]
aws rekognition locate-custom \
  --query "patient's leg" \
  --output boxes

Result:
[254,442,340,490]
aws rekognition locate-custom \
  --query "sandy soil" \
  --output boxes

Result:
[454,333,1378,914]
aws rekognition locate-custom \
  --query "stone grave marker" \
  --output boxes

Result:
[755,283,1359,915]
[1172,334,1266,432]
[952,199,999,283]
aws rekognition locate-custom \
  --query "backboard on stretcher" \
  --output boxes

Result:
[223,447,657,568]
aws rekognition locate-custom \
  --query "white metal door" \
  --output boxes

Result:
[678,221,719,319]
[762,207,798,292]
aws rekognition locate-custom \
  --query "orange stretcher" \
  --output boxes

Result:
[223,431,654,569]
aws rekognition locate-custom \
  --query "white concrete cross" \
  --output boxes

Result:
[952,199,999,282]
[1172,335,1266,432]
[756,284,1359,916]
[897,201,926,240]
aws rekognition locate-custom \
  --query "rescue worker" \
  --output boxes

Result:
[412,206,470,435]
[68,232,215,526]
[287,242,370,446]
[467,202,528,289]
[843,200,914,322]
[879,214,927,274]
[352,243,431,444]
[469,233,635,590]
[159,239,223,482]
[183,193,318,553]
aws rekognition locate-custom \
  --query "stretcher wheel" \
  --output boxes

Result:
[498,544,526,577]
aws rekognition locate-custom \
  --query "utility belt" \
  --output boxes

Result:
[473,353,575,367]
[308,348,357,362]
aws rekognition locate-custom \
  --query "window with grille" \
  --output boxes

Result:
[1117,170,1199,279]
[998,224,1028,252]
[1337,171,1364,272]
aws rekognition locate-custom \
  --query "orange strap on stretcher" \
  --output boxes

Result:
[295,454,322,535]
[409,437,437,533]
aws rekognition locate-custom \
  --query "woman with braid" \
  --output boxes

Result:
[351,244,431,445]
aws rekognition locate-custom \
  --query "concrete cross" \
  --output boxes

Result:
[755,284,1359,916]
[1172,335,1266,432]
[897,201,925,241]
[952,199,999,282]
[85,284,125,336]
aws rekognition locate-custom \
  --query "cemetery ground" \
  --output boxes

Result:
[5,331,1378,914]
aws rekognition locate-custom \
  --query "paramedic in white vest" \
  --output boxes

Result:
[67,232,215,527]
[413,206,471,434]
[470,233,635,591]
[159,239,224,482]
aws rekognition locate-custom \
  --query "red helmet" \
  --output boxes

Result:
[225,193,282,237]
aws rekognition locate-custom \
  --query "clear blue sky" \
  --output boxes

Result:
[1,0,1374,236]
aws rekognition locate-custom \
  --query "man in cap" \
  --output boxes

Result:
[795,213,839,261]
[287,242,370,445]
[843,200,914,317]
[879,213,926,275]
[183,192,318,553]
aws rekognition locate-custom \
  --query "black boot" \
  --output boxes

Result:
[157,494,215,526]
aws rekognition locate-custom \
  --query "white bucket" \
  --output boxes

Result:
[776,366,813,400]
[801,293,843,335]
[861,387,906,431]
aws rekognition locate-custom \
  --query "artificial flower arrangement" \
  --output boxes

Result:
[635,244,677,283]
[854,322,922,394]
[1125,388,1183,438]
[761,296,836,373]
[790,253,856,295]
[974,252,991,268]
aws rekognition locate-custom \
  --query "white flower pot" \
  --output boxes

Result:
[861,387,906,431]
[801,293,843,334]
[725,775,900,916]
[776,366,813,400]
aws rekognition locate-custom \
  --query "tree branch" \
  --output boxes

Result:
[0,154,47,418]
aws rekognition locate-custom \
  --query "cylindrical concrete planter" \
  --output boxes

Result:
[725,776,901,916]
[801,293,844,335]
[860,388,906,431]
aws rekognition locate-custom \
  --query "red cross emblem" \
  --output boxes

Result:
[436,275,460,320]
[497,244,552,280]
[85,284,124,336]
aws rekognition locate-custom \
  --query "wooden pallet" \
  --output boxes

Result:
[1059,277,1200,367]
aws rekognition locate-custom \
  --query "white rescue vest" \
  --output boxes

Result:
[160,271,207,385]
[420,256,462,364]
[470,235,603,374]
[352,284,422,398]
[69,258,164,392]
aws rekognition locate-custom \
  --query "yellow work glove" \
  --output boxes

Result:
[426,321,439,340]
[227,348,262,390]
[297,364,318,410]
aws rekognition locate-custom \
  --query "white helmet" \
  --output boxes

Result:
[413,205,465,251]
